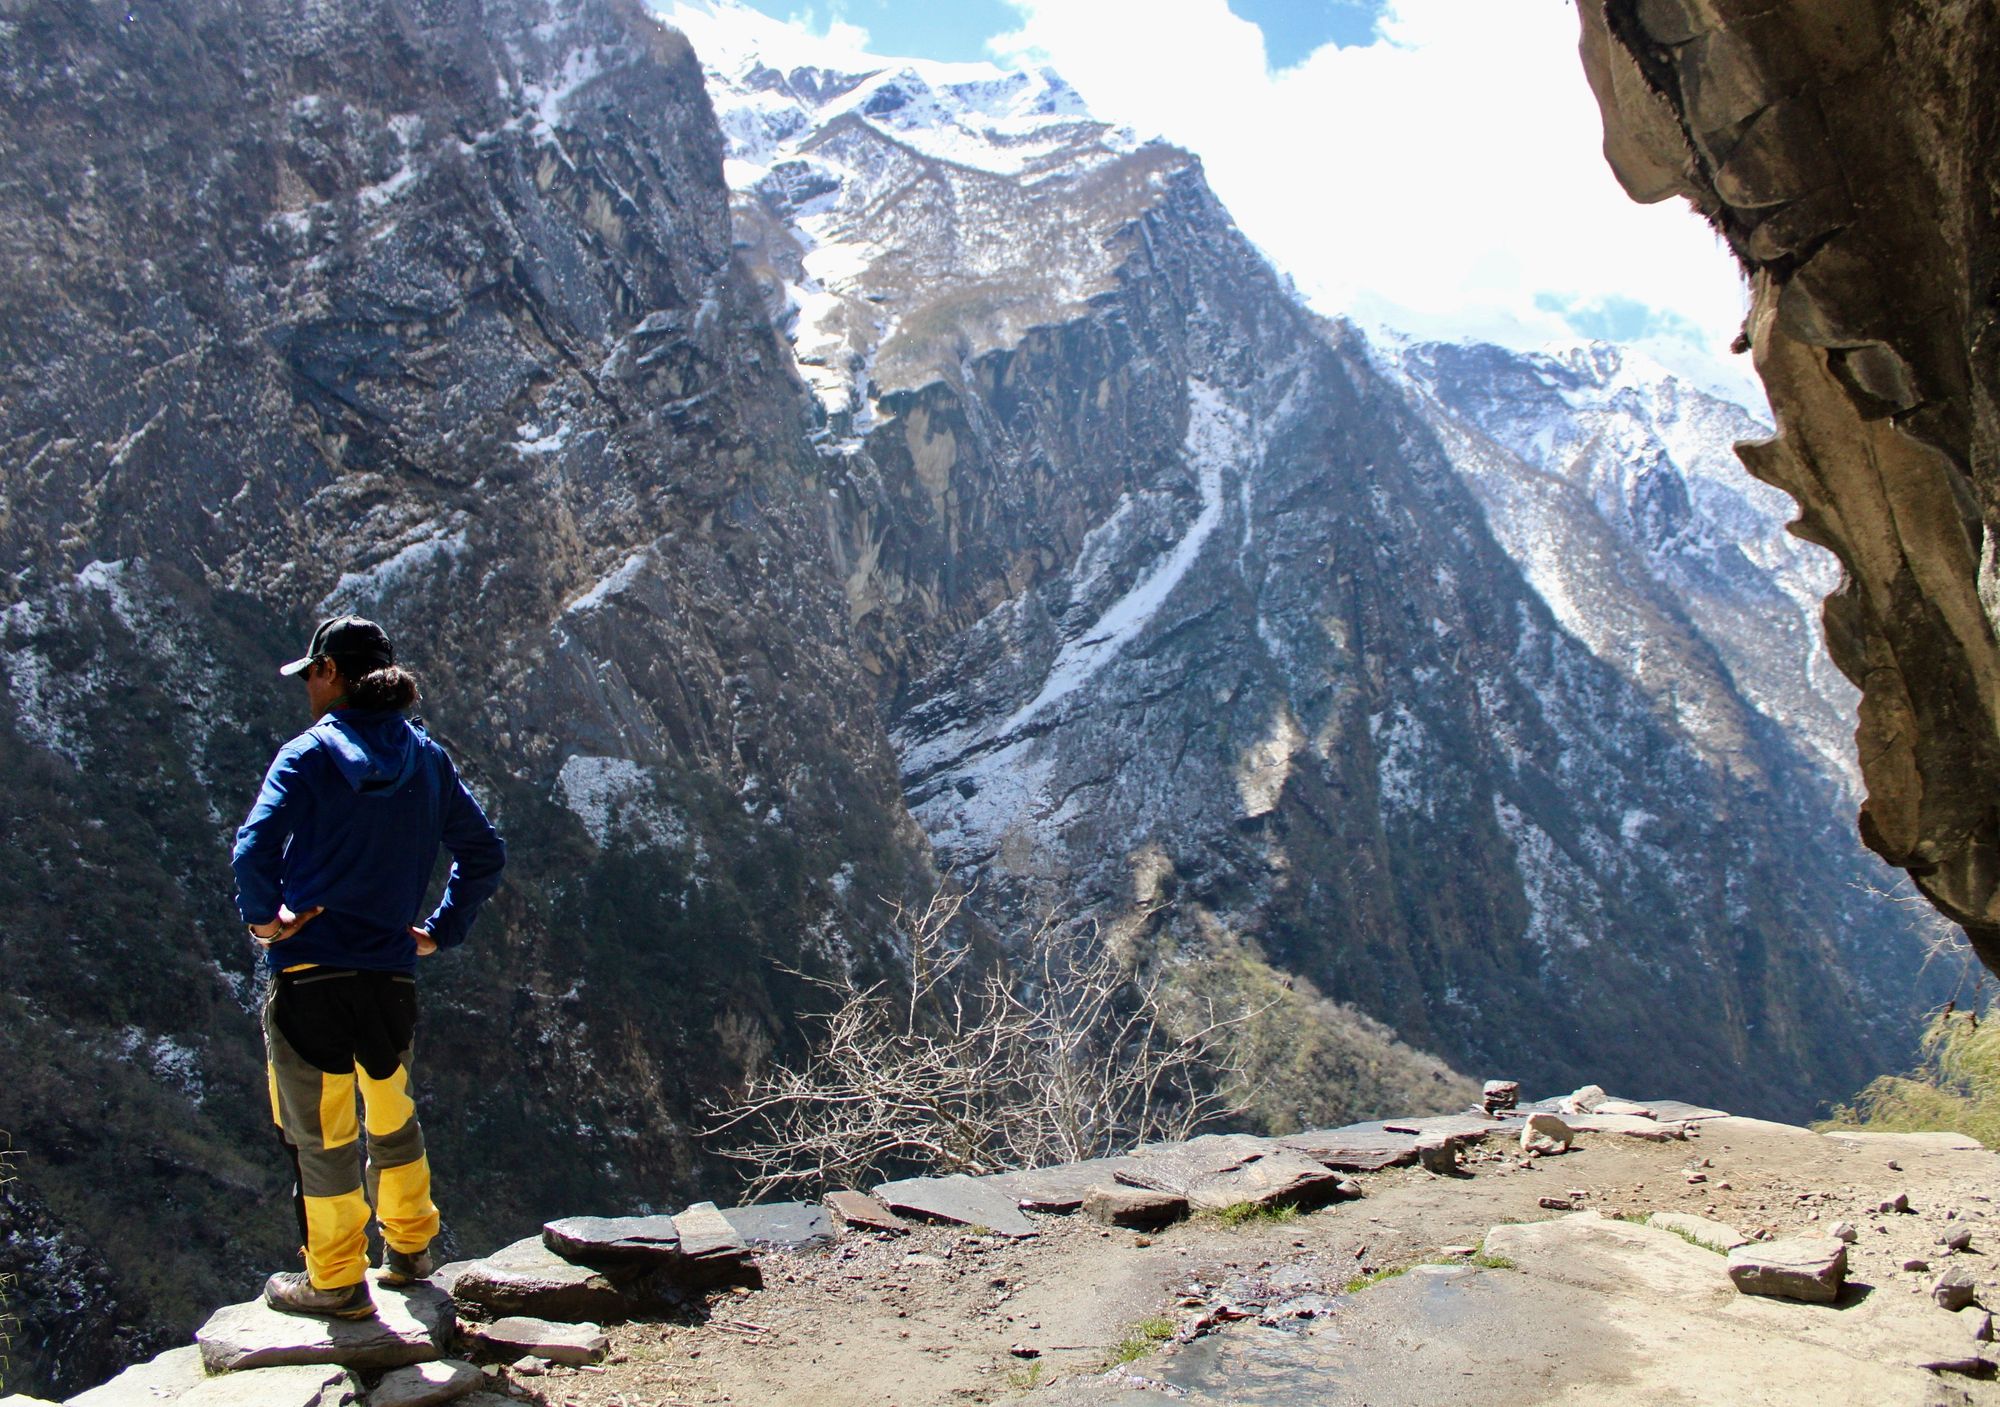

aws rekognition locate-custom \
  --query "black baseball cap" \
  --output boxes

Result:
[279,615,396,677]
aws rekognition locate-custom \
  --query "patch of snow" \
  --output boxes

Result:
[319,529,469,613]
[553,754,689,851]
[566,545,654,614]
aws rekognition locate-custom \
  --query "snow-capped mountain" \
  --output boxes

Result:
[658,0,1938,1126]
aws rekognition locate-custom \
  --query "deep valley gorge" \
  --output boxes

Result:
[0,0,1972,1398]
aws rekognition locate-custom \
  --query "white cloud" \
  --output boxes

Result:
[989,0,1758,400]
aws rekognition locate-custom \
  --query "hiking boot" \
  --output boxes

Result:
[262,1270,375,1319]
[379,1243,434,1286]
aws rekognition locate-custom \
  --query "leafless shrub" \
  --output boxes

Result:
[705,890,1254,1199]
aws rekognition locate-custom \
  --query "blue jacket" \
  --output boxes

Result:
[232,709,507,973]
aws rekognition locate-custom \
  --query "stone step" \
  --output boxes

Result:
[821,1190,909,1233]
[461,1316,609,1366]
[449,1236,633,1321]
[541,1215,682,1268]
[1115,1133,1344,1213]
[874,1173,1038,1238]
[720,1200,834,1252]
[195,1274,453,1373]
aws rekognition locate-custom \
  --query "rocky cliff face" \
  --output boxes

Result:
[668,2,1937,1134]
[1577,0,2000,967]
[0,0,933,1394]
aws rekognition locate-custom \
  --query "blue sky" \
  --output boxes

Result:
[731,0,1387,68]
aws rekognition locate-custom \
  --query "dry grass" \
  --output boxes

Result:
[1818,999,2000,1148]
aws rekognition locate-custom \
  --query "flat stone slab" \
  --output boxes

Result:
[1635,1098,1731,1121]
[462,1316,609,1365]
[185,1367,356,1407]
[1116,1133,1343,1212]
[673,1201,752,1260]
[1487,1212,1743,1302]
[1083,1183,1188,1229]
[1377,1115,1499,1144]
[1648,1212,1748,1251]
[721,1200,834,1251]
[875,1173,1039,1237]
[67,1345,208,1406]
[822,1190,910,1232]
[542,1215,682,1267]
[196,1274,453,1372]
[1822,1129,1984,1152]
[1565,1113,1689,1140]
[178,1365,354,1407]
[983,1158,1139,1212]
[450,1236,629,1321]
[1727,1237,1847,1303]
[1275,1127,1419,1172]
[368,1358,485,1407]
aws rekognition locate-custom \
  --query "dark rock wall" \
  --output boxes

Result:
[0,0,931,1394]
[1578,0,2000,967]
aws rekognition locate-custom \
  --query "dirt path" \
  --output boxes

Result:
[515,1117,2000,1406]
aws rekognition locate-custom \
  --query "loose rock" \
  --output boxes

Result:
[1726,1238,1847,1303]
[1082,1184,1188,1230]
[1481,1080,1520,1114]
[823,1190,910,1234]
[541,1215,682,1268]
[1933,1266,1979,1312]
[368,1359,485,1407]
[1559,1085,1608,1115]
[1117,1135,1344,1212]
[451,1238,631,1321]
[876,1173,1039,1238]
[1520,1113,1574,1156]
[1830,1221,1858,1243]
[464,1316,610,1366]
[721,1201,834,1252]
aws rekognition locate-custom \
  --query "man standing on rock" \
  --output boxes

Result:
[232,615,506,1318]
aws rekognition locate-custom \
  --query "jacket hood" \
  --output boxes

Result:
[310,710,424,795]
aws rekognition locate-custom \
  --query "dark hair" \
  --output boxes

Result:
[338,660,421,712]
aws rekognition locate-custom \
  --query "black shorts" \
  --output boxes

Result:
[270,968,418,1081]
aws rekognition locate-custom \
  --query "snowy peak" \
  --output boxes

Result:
[659,0,1127,181]
[654,0,1177,428]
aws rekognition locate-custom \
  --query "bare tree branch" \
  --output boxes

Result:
[703,892,1264,1199]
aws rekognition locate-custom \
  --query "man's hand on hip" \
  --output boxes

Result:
[410,926,437,957]
[250,905,323,946]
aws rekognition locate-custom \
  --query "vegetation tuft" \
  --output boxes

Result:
[1213,1201,1299,1227]
[1109,1315,1176,1365]
[1818,998,2000,1148]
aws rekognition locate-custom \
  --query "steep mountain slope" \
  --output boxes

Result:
[0,0,933,1394]
[666,0,1938,1128]
[1390,339,1857,795]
